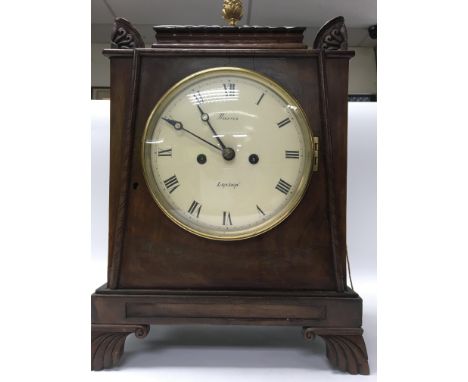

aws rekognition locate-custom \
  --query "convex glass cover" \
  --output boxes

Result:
[142,67,314,240]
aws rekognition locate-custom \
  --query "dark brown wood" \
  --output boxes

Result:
[104,48,353,291]
[92,287,363,326]
[303,328,369,375]
[317,49,345,291]
[103,49,353,59]
[91,17,367,374]
[111,17,145,49]
[323,55,352,292]
[107,55,134,285]
[108,51,142,289]
[91,324,150,370]
[313,16,348,50]
[152,26,307,49]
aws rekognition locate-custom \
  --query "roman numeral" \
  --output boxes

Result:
[285,150,299,159]
[191,90,204,104]
[275,178,292,195]
[256,205,265,216]
[163,175,180,194]
[188,200,202,218]
[277,117,291,128]
[256,93,265,105]
[157,148,172,157]
[223,83,236,97]
[222,211,232,225]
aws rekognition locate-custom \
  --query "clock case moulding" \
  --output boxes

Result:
[91,16,369,375]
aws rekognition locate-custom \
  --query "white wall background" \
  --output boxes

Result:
[349,47,376,94]
[91,43,110,88]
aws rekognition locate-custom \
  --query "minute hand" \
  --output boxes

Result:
[162,117,221,152]
[197,105,227,150]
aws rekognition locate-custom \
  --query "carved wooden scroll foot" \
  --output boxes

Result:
[91,324,150,371]
[303,327,369,375]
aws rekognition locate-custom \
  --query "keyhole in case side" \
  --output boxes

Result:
[132,182,139,190]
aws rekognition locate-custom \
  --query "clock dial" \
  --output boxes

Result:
[142,67,314,240]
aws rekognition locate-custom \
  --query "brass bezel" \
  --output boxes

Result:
[141,67,314,241]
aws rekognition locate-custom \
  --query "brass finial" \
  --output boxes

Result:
[222,0,243,26]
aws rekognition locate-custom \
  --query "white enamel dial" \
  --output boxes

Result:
[142,67,313,240]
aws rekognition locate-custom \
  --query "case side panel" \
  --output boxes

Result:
[324,56,352,289]
[107,56,134,287]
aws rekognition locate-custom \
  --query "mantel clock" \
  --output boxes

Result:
[91,9,369,375]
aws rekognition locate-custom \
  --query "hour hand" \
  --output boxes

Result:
[162,117,183,130]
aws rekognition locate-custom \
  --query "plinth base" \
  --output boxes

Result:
[91,285,369,374]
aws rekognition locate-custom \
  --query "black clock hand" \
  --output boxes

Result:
[162,117,221,152]
[196,105,235,161]
[196,105,227,150]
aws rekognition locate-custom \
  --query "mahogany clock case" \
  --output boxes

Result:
[105,28,352,292]
[91,17,370,375]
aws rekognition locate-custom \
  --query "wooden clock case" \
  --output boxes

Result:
[91,16,369,375]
